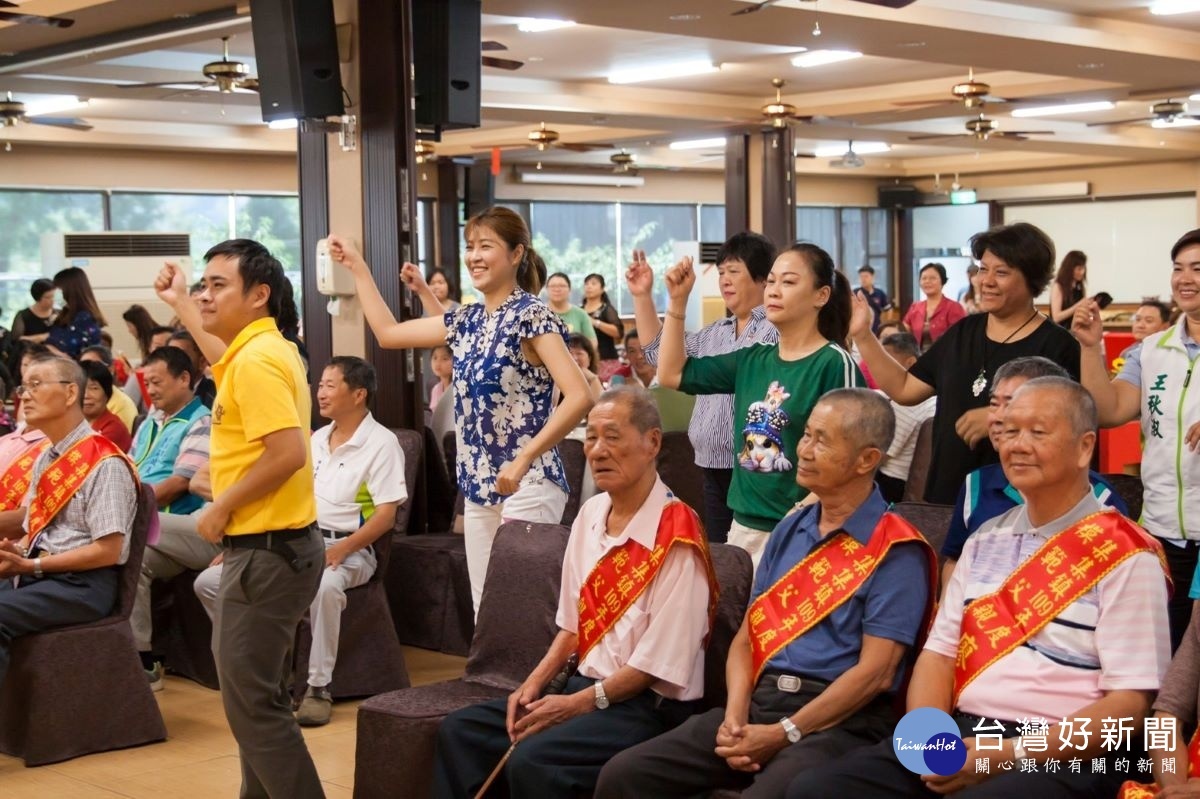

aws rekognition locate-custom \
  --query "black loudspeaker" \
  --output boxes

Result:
[249,0,345,122]
[414,0,482,131]
[878,184,923,208]
[465,163,494,218]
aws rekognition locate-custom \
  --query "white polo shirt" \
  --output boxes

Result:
[311,412,408,534]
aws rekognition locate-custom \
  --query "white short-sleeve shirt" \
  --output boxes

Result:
[311,412,408,533]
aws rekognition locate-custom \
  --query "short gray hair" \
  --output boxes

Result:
[32,355,86,407]
[819,388,895,454]
[593,385,662,434]
[994,356,1068,386]
[1014,376,1097,438]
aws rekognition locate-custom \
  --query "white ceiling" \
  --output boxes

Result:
[1,0,1200,177]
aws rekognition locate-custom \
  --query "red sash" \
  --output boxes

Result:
[748,512,937,680]
[25,435,135,547]
[1116,728,1200,797]
[955,510,1166,701]
[576,501,718,661]
[0,438,49,512]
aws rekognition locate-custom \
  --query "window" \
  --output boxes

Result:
[699,204,726,243]
[795,207,838,258]
[618,204,697,314]
[796,206,893,295]
[110,193,230,265]
[0,189,104,327]
[526,202,617,307]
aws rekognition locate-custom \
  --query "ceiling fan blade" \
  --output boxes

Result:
[1085,116,1154,127]
[0,9,74,28]
[559,142,616,152]
[851,0,918,6]
[119,80,211,90]
[892,99,953,108]
[481,40,508,52]
[470,143,530,150]
[795,153,818,159]
[908,133,962,141]
[482,56,524,71]
[1002,130,1053,136]
[732,0,778,16]
[28,116,92,131]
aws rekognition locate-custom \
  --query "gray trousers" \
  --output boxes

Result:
[213,526,325,799]
[131,512,221,652]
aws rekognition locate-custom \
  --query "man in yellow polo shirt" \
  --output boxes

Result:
[155,240,324,799]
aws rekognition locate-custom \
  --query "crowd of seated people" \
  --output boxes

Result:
[1,213,1200,799]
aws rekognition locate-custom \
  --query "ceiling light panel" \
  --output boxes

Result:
[1150,1,1200,15]
[812,141,890,157]
[519,172,645,187]
[22,96,88,116]
[516,18,575,32]
[608,60,719,84]
[1152,117,1200,128]
[791,50,862,68]
[669,137,727,150]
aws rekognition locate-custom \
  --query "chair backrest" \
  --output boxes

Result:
[889,501,955,561]
[1101,472,1144,522]
[558,438,587,526]
[389,428,423,535]
[902,418,936,502]
[442,429,457,491]
[703,543,753,709]
[422,425,456,534]
[657,432,705,521]
[466,520,571,689]
[114,484,157,621]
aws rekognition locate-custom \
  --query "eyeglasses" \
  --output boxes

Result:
[15,380,73,397]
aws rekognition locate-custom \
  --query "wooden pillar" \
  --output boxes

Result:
[358,0,421,430]
[435,159,459,270]
[760,126,795,250]
[298,128,332,425]
[724,132,750,239]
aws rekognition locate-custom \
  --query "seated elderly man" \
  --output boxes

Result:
[0,355,139,688]
[431,385,718,798]
[786,377,1171,799]
[0,424,49,540]
[596,388,936,799]
[127,345,213,689]
[193,356,407,725]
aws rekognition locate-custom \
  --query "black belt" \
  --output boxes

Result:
[759,671,831,694]
[222,526,315,572]
[320,528,353,540]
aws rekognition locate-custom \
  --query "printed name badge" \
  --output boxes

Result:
[893,708,967,776]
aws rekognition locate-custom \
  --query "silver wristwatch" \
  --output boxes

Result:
[32,557,43,579]
[1011,738,1028,761]
[593,680,610,710]
[780,717,802,744]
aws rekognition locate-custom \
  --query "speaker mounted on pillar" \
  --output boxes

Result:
[249,0,345,123]
[414,0,482,133]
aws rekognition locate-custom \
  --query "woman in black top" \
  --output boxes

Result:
[850,222,1080,504]
[582,273,624,382]
[1050,249,1088,327]
[10,278,56,340]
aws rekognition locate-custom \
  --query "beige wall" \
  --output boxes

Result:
[1,145,297,193]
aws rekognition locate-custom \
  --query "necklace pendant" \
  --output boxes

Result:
[972,372,988,398]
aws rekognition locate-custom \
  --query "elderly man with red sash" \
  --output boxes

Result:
[0,355,139,689]
[0,425,49,539]
[431,385,719,798]
[597,388,936,799]
[786,376,1171,799]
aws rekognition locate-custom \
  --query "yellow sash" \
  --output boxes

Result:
[25,435,135,548]
[955,510,1166,701]
[0,438,49,512]
[1116,728,1200,797]
[577,500,718,661]
[748,512,937,679]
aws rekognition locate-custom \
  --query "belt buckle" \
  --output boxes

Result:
[776,674,802,693]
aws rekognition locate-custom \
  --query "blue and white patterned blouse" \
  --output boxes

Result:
[445,289,570,506]
[47,309,101,359]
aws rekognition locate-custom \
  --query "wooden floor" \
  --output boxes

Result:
[0,646,467,798]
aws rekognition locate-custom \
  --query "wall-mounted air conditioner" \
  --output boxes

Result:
[40,232,193,362]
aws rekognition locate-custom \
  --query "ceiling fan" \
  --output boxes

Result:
[474,122,614,152]
[482,40,524,71]
[1086,100,1200,127]
[119,37,259,94]
[0,92,91,131]
[759,78,815,128]
[733,0,916,14]
[909,113,1053,142]
[893,68,1026,111]
[0,0,73,27]
[828,141,866,169]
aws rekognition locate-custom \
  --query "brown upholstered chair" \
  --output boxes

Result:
[559,437,587,525]
[1101,472,1144,522]
[902,417,936,502]
[0,485,167,766]
[290,429,421,700]
[890,501,955,564]
[657,431,706,523]
[700,543,753,710]
[354,520,572,799]
[154,570,220,689]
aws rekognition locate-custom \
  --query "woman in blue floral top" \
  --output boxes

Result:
[328,207,595,615]
[23,267,105,360]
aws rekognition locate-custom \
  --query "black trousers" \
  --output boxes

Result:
[594,678,896,799]
[1157,537,1199,653]
[0,568,118,688]
[431,675,699,798]
[784,715,1133,799]
[702,467,734,544]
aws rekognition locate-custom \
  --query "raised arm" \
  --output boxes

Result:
[327,235,447,350]
[400,264,446,318]
[1072,299,1141,426]
[626,250,663,346]
[656,256,695,390]
[850,292,934,405]
[154,262,227,365]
